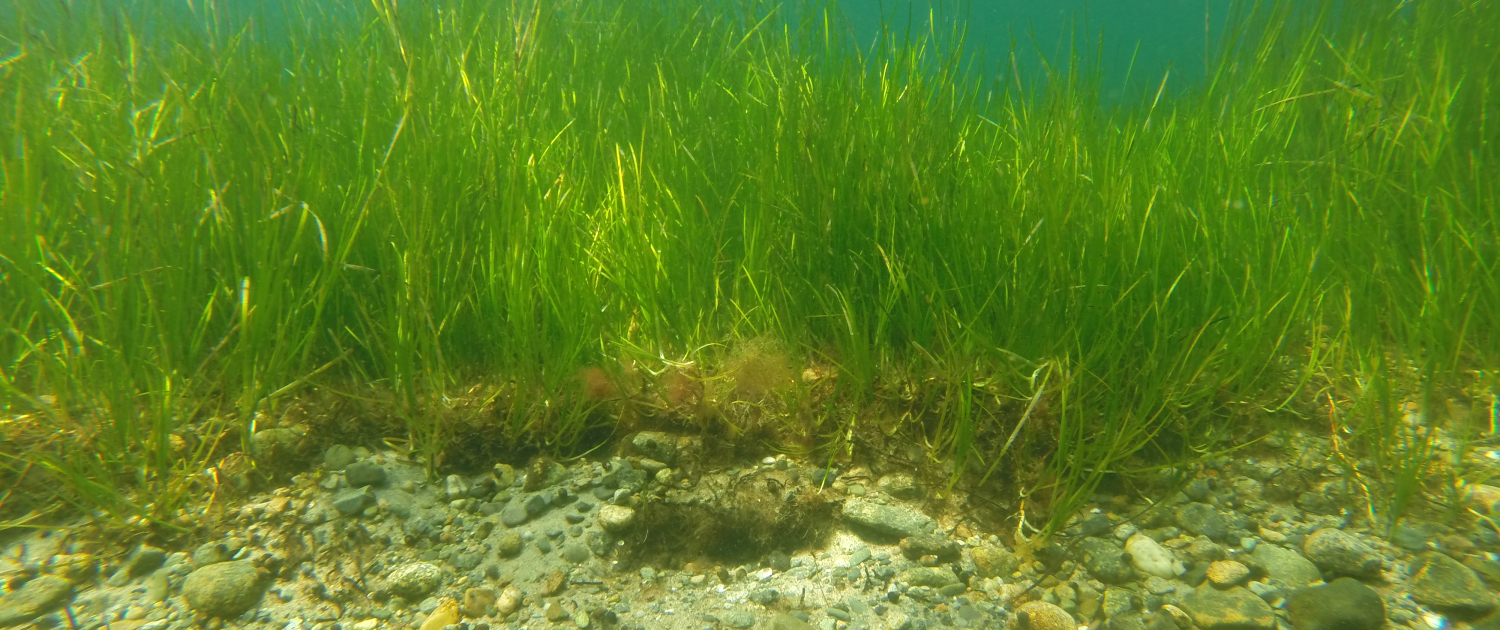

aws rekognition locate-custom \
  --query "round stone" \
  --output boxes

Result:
[387,562,443,600]
[181,560,266,619]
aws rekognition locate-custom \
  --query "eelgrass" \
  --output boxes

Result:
[0,0,1495,536]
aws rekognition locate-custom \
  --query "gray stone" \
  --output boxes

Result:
[899,567,959,587]
[332,487,376,515]
[1407,552,1496,619]
[631,431,679,464]
[1248,544,1322,586]
[561,545,590,564]
[444,474,468,501]
[0,576,72,627]
[750,589,780,606]
[344,461,387,487]
[842,498,935,540]
[1391,521,1442,551]
[387,562,443,600]
[722,609,756,629]
[1302,529,1381,578]
[324,444,356,470]
[1177,503,1229,541]
[500,500,530,527]
[1076,537,1136,584]
[1286,577,1386,630]
[1102,588,1136,617]
[127,545,167,577]
[1179,586,1277,630]
[1109,611,1181,630]
[181,560,266,619]
[524,493,549,517]
[878,474,922,500]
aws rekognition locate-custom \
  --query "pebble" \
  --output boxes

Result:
[842,498,935,539]
[387,562,443,600]
[1017,600,1074,630]
[418,598,459,630]
[344,461,387,487]
[324,444,356,470]
[1407,552,1496,619]
[1179,586,1276,630]
[1126,532,1182,578]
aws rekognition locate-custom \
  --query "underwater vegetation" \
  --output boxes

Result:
[0,0,1495,539]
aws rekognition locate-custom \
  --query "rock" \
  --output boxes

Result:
[1076,537,1136,584]
[1206,561,1251,588]
[597,504,636,532]
[899,567,959,587]
[561,545,591,564]
[48,554,98,583]
[1127,533,1184,579]
[878,474,922,500]
[972,544,1020,578]
[500,500,529,527]
[1109,611,1182,630]
[842,498,935,540]
[1177,503,1229,541]
[1186,538,1228,563]
[496,585,523,616]
[444,475,468,501]
[191,542,230,568]
[1079,513,1114,537]
[387,562,443,600]
[419,598,460,630]
[1179,586,1277,630]
[324,444,356,470]
[750,589,781,606]
[1248,544,1322,586]
[249,427,304,464]
[1303,529,1382,578]
[631,431,679,464]
[1286,577,1386,630]
[493,463,517,488]
[344,461,387,487]
[1391,521,1442,551]
[766,550,792,572]
[523,493,549,517]
[1407,552,1496,619]
[461,588,496,618]
[181,560,266,619]
[127,545,167,577]
[332,487,376,515]
[0,575,72,627]
[1102,588,1136,617]
[900,535,959,562]
[722,609,756,629]
[767,613,816,630]
[1018,601,1075,630]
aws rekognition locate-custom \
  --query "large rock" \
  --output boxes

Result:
[181,561,267,619]
[344,461,387,487]
[1127,533,1183,579]
[387,562,443,600]
[1179,586,1277,630]
[1286,577,1386,630]
[1303,529,1382,578]
[1248,544,1323,586]
[841,499,935,540]
[1076,537,1136,584]
[1407,552,1496,619]
[0,576,72,627]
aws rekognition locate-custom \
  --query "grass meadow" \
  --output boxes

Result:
[0,0,1496,537]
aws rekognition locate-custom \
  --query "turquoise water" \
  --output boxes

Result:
[837,0,1261,101]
